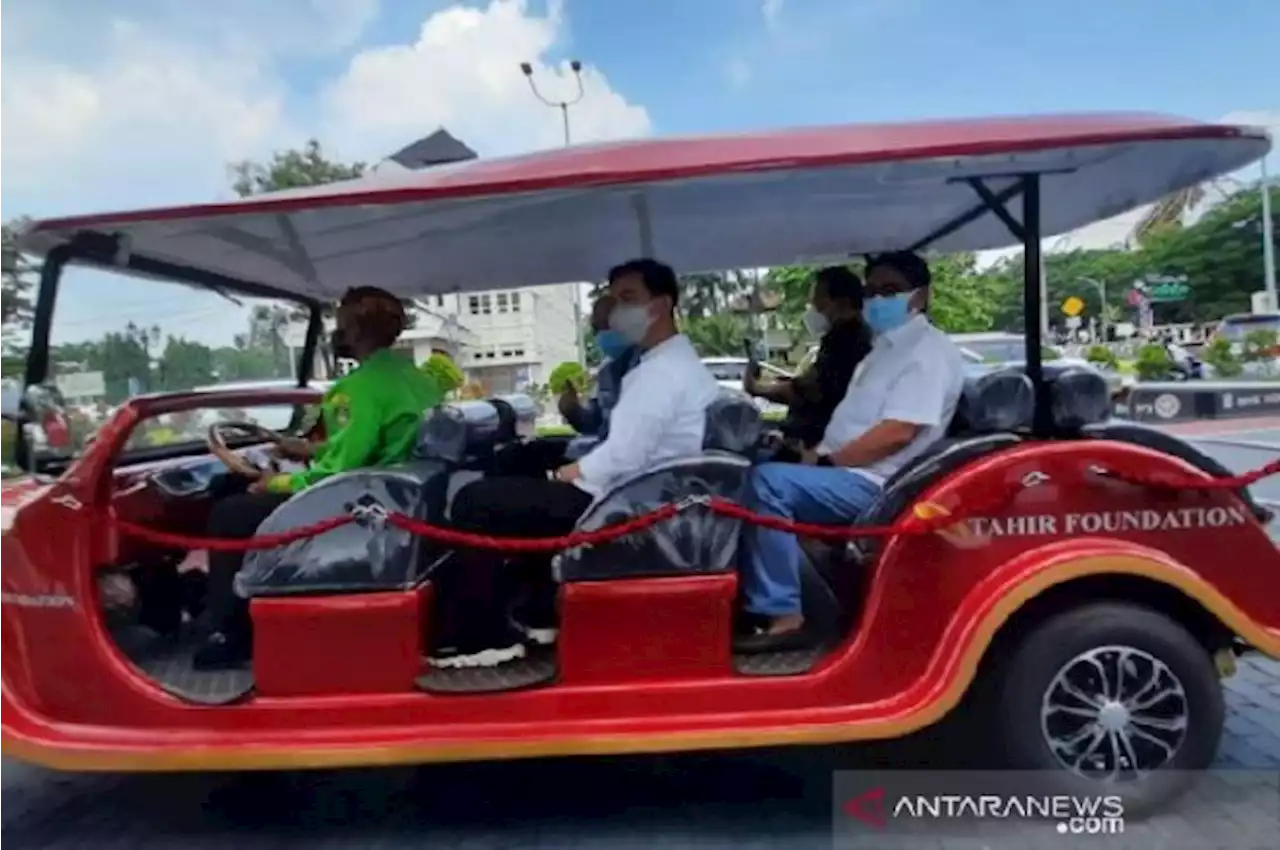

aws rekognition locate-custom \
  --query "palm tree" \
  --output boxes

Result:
[1133,185,1207,244]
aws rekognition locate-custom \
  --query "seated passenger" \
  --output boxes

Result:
[432,258,721,668]
[194,287,445,670]
[492,293,641,477]
[745,266,872,453]
[559,293,643,461]
[734,252,966,654]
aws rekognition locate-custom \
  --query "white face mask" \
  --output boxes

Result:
[802,306,831,337]
[609,303,655,344]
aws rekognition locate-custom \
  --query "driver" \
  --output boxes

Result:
[193,286,445,670]
[733,252,967,654]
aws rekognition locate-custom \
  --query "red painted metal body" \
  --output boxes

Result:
[3,114,1277,771]
[3,388,1279,771]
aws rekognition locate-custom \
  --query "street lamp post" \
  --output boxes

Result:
[1261,156,1277,310]
[521,60,587,364]
[1080,276,1107,343]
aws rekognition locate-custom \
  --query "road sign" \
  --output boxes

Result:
[1061,296,1085,317]
[1065,316,1082,330]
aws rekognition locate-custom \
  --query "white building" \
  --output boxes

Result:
[284,284,581,393]
[426,284,581,394]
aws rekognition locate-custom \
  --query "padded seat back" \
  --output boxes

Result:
[236,460,453,598]
[949,368,1035,436]
[1045,364,1111,431]
[557,454,752,581]
[488,393,540,441]
[858,433,1022,530]
[416,400,502,461]
[703,392,764,454]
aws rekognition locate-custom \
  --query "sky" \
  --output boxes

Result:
[2,0,1278,351]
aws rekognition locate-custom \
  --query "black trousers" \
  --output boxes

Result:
[205,492,290,642]
[434,477,593,643]
[490,437,573,478]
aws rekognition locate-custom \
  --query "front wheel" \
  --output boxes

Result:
[993,602,1224,816]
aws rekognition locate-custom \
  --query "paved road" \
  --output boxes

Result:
[4,424,1278,848]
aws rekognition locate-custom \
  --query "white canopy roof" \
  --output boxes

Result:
[21,112,1271,301]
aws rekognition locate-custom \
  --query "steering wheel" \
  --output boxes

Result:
[206,421,283,478]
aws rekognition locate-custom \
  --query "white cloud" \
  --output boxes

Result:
[762,0,785,28]
[723,57,753,90]
[321,0,651,159]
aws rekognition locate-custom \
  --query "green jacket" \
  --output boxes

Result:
[266,350,444,494]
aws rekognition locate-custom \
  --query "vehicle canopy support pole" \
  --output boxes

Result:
[15,245,71,471]
[23,245,70,390]
[965,178,1026,243]
[299,305,323,386]
[1020,174,1051,435]
[908,180,1025,253]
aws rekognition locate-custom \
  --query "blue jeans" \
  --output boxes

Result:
[740,463,883,617]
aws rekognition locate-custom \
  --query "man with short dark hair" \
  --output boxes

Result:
[735,251,967,653]
[745,266,872,450]
[432,258,722,668]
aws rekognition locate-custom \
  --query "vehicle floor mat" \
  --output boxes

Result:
[416,648,558,694]
[109,622,255,706]
[733,645,826,677]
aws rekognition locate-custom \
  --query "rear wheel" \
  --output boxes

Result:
[993,602,1224,816]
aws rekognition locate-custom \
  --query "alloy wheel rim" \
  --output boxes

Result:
[1040,645,1189,780]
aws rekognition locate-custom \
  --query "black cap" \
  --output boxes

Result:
[866,251,932,289]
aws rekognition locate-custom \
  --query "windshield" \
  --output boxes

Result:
[13,267,314,458]
[1219,314,1280,340]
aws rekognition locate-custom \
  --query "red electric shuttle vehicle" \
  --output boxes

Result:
[3,112,1278,814]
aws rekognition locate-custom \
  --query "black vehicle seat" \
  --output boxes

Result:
[1043,363,1112,432]
[556,393,762,582]
[234,401,497,599]
[798,369,1034,629]
[853,368,1033,535]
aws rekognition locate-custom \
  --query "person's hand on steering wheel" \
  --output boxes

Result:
[206,421,286,481]
[272,436,315,462]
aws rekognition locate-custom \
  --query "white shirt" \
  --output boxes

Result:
[576,333,722,494]
[818,314,966,485]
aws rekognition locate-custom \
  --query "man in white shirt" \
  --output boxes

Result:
[735,252,967,654]
[432,259,721,668]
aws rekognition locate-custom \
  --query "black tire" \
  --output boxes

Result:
[993,601,1224,817]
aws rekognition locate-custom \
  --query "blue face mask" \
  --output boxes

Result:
[863,293,913,335]
[595,329,631,360]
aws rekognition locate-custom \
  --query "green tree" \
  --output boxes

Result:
[157,337,216,390]
[2,219,36,382]
[926,252,1010,333]
[684,313,751,357]
[1141,181,1279,322]
[548,361,588,393]
[420,352,464,394]
[229,139,366,197]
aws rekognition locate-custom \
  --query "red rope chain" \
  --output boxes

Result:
[110,459,1278,554]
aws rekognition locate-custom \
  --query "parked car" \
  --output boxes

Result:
[950,332,1131,397]
[1213,312,1280,357]
[700,357,790,417]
